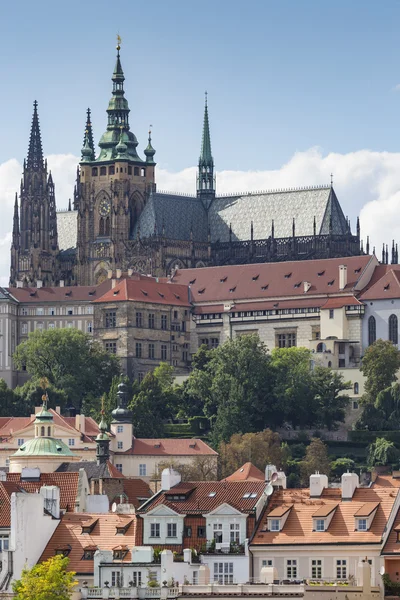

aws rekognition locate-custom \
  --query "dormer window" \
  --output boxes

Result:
[269,519,280,532]
[354,502,379,531]
[357,518,367,531]
[315,519,325,532]
[113,546,128,560]
[56,545,71,557]
[81,519,98,534]
[82,547,96,560]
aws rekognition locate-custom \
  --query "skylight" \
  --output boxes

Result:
[208,492,216,497]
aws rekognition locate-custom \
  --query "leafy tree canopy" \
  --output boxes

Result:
[12,555,77,600]
[361,339,400,403]
[300,437,331,485]
[13,329,120,411]
[368,437,399,468]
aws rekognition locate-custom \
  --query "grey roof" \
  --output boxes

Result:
[135,192,208,242]
[57,210,78,250]
[56,461,116,480]
[208,186,349,243]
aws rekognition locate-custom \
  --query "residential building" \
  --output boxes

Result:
[9,44,363,290]
[93,275,191,379]
[249,471,400,587]
[225,462,265,482]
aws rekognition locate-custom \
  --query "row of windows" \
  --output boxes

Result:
[135,342,189,362]
[266,558,350,580]
[89,166,146,177]
[368,314,399,345]
[104,310,186,331]
[21,322,92,334]
[21,306,93,316]
[199,338,219,349]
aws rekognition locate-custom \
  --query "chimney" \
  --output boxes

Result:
[40,486,60,519]
[128,269,133,277]
[161,468,181,491]
[309,472,328,497]
[341,472,359,500]
[16,281,23,288]
[55,406,61,415]
[36,280,43,289]
[59,280,64,288]
[111,279,117,289]
[107,270,113,279]
[303,281,311,293]
[116,269,122,279]
[75,414,85,434]
[265,464,277,481]
[339,265,347,290]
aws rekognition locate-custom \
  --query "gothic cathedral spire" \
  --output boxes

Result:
[9,101,59,287]
[197,92,215,210]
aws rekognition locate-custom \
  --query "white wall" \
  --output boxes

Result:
[142,507,185,545]
[362,298,400,353]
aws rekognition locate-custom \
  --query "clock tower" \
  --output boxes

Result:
[75,39,156,285]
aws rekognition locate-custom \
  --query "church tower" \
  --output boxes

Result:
[197,93,215,210]
[10,101,59,287]
[75,39,157,285]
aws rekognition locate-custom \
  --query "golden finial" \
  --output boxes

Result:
[116,34,122,51]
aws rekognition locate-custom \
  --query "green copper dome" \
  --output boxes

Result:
[13,437,75,457]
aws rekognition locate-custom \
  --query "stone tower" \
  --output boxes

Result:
[10,101,59,287]
[197,93,215,210]
[75,41,157,285]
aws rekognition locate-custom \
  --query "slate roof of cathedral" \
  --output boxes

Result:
[57,210,78,251]
[208,186,349,242]
[133,192,209,243]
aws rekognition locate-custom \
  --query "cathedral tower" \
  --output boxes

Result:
[75,39,156,285]
[197,93,215,210]
[10,101,59,287]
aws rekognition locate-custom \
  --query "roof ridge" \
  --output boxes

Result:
[215,184,331,199]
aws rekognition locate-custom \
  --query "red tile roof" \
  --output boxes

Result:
[7,280,112,303]
[0,482,24,527]
[118,478,153,508]
[140,480,266,514]
[321,296,362,309]
[225,462,265,482]
[39,512,140,574]
[171,256,373,303]
[95,278,191,307]
[251,485,398,546]
[360,268,400,300]
[120,438,218,457]
[7,472,80,511]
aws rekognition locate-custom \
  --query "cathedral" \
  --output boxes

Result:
[10,43,363,288]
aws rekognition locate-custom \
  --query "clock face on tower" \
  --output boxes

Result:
[99,197,111,217]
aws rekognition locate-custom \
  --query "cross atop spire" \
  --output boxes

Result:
[27,100,44,170]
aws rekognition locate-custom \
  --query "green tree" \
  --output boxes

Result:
[300,438,331,485]
[330,458,356,479]
[14,379,68,414]
[368,437,399,467]
[270,347,316,428]
[12,555,77,600]
[13,329,120,411]
[312,367,351,430]
[0,379,26,416]
[219,429,290,478]
[129,363,177,437]
[361,340,400,403]
[356,383,400,431]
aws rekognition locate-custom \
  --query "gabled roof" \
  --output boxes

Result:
[251,486,398,546]
[56,461,124,480]
[7,280,112,303]
[360,268,400,300]
[39,512,140,574]
[120,438,217,457]
[171,256,372,304]
[209,186,349,243]
[0,482,25,527]
[321,296,362,309]
[6,472,80,511]
[95,277,190,307]
[139,480,266,515]
[225,462,265,482]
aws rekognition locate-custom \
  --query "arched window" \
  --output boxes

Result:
[368,316,376,346]
[105,217,110,236]
[92,167,98,176]
[41,426,45,437]
[389,314,398,344]
[328,361,332,368]
[109,166,115,175]
[100,166,106,176]
[316,342,326,353]
[99,218,105,236]
[354,382,359,395]
[134,167,139,176]
[140,168,146,177]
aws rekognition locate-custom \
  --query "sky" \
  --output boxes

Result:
[1,0,400,283]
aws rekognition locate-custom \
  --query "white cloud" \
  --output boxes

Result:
[1,147,400,285]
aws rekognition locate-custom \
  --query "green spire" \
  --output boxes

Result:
[96,39,142,163]
[144,129,156,164]
[83,108,95,159]
[96,398,110,465]
[199,92,213,167]
[81,129,94,162]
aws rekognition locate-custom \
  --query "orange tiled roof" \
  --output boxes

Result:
[7,472,80,511]
[120,438,218,457]
[225,462,265,482]
[267,505,293,518]
[360,268,400,301]
[321,296,362,309]
[251,486,398,546]
[119,478,153,508]
[6,280,112,303]
[95,278,191,307]
[374,475,400,488]
[0,482,24,527]
[140,480,266,514]
[383,504,400,554]
[39,513,140,574]
[354,502,380,517]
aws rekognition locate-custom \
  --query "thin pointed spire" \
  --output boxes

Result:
[144,127,156,164]
[200,92,213,166]
[68,198,72,211]
[12,193,19,247]
[83,108,95,159]
[366,235,370,255]
[27,100,44,170]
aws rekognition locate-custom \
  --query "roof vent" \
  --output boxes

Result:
[174,293,180,299]
[189,279,196,285]
[317,271,325,277]
[252,275,259,281]
[220,277,227,283]
[65,291,72,296]
[198,288,205,294]
[113,290,120,296]
[141,289,148,296]
[294,282,301,288]
[304,281,311,293]
[154,443,161,448]
[354,268,361,274]
[384,284,390,291]
[88,290,95,296]
[229,287,236,293]
[284,273,292,279]
[29,291,37,297]
[261,284,269,290]
[328,280,335,286]
[157,292,165,298]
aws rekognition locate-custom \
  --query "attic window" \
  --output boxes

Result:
[55,545,71,557]
[208,492,217,497]
[229,287,236,293]
[189,442,196,448]
[354,268,361,273]
[113,546,128,560]
[29,291,37,297]
[113,290,120,296]
[173,293,180,300]
[81,519,98,534]
[157,292,165,298]
[116,521,132,535]
[198,288,205,294]
[317,271,325,277]
[220,277,227,283]
[243,492,257,499]
[141,289,148,296]
[243,492,251,498]
[82,547,97,560]
[189,279,196,285]
[261,285,269,290]
[294,282,301,288]
[154,442,161,448]
[328,280,335,286]
[88,290,96,296]
[384,284,390,291]
[284,273,292,279]
[65,291,72,296]
[252,275,259,281]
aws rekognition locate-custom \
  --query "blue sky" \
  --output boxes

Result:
[1,0,400,172]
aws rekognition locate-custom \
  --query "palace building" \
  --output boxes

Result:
[9,42,364,289]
